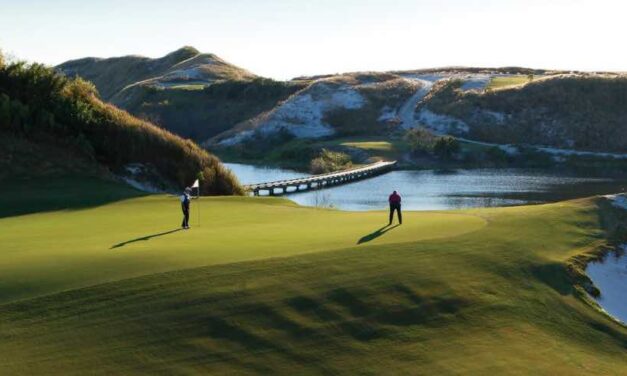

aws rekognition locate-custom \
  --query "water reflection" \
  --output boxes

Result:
[224,163,626,211]
[226,163,310,185]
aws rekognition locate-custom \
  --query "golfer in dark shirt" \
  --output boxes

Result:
[388,191,402,225]
[181,187,191,229]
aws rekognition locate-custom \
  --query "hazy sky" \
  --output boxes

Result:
[0,0,625,79]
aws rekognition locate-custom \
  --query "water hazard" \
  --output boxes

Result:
[586,246,627,323]
[225,163,627,211]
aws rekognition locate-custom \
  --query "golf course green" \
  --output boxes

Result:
[0,178,625,374]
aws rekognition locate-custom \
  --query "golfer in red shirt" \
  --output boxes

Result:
[388,191,402,225]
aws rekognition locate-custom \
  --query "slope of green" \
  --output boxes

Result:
[0,186,484,304]
[0,132,104,181]
[0,179,625,374]
[0,176,145,218]
[0,56,242,194]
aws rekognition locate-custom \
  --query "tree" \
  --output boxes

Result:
[0,94,10,128]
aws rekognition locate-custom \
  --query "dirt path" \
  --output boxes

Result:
[397,77,436,129]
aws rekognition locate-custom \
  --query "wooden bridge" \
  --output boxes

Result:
[245,160,397,196]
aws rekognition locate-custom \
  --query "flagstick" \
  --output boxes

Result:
[197,186,200,227]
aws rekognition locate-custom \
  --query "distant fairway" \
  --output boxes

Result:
[487,75,537,90]
[0,178,625,374]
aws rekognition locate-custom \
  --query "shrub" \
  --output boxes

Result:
[405,127,438,154]
[310,149,352,174]
[433,136,460,160]
[484,146,509,164]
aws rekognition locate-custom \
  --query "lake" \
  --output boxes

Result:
[225,163,627,211]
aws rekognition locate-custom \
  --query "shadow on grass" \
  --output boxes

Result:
[111,229,182,249]
[357,224,400,244]
[0,176,148,218]
[530,262,573,296]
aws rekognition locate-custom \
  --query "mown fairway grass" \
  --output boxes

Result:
[324,137,409,162]
[0,178,626,374]
[487,75,538,90]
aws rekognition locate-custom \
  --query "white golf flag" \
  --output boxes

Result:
[191,179,199,188]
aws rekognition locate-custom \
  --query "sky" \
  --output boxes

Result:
[0,0,625,80]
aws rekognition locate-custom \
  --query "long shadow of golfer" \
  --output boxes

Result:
[111,229,182,249]
[357,224,400,245]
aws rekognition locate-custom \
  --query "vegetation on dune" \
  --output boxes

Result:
[391,66,559,77]
[423,75,627,152]
[323,77,418,136]
[0,55,242,194]
[0,181,625,373]
[119,77,306,141]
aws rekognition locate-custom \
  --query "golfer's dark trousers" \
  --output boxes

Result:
[389,203,402,224]
[182,204,190,228]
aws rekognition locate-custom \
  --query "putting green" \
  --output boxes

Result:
[0,195,485,303]
[0,179,625,375]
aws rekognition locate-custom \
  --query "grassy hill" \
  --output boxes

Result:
[0,178,625,374]
[58,46,256,100]
[58,47,303,141]
[421,74,627,152]
[0,54,242,195]
[57,49,627,168]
